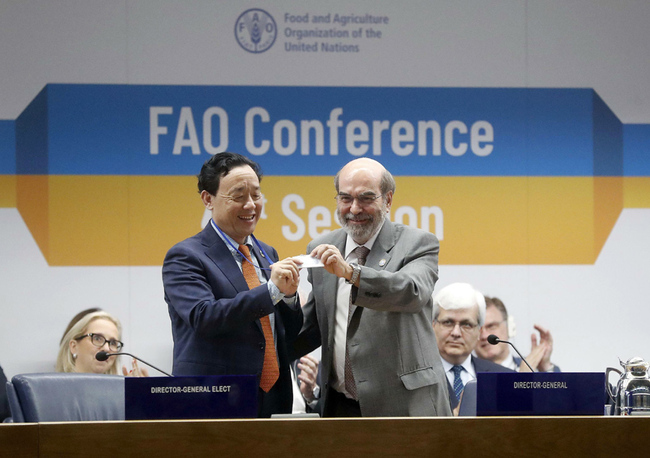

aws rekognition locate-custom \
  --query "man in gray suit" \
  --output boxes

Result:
[291,158,451,417]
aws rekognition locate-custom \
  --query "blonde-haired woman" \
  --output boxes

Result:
[56,310,147,376]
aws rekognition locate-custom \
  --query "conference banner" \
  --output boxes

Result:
[2,84,649,266]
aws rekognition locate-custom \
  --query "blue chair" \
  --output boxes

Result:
[7,372,125,422]
[5,381,23,422]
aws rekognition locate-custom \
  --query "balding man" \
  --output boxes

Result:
[432,283,513,410]
[292,158,451,417]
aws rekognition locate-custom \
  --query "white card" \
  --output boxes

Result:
[293,254,324,268]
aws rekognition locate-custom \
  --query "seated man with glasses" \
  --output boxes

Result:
[56,310,148,377]
[475,296,560,373]
[432,283,513,411]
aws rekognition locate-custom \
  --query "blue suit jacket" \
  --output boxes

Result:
[162,223,303,416]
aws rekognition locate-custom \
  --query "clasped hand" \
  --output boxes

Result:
[270,257,302,296]
[297,355,320,402]
[309,244,352,280]
[519,324,554,372]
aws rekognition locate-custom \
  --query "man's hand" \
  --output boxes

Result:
[519,324,554,372]
[270,257,301,296]
[519,342,547,372]
[297,355,320,402]
[531,324,554,372]
[310,244,353,280]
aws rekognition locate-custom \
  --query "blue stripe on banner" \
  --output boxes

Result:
[593,91,623,177]
[11,84,634,177]
[16,86,49,175]
[0,120,16,174]
[624,124,650,177]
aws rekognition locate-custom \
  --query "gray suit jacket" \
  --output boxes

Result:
[292,221,452,417]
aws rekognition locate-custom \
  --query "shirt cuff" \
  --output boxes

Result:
[267,280,284,305]
[268,280,298,307]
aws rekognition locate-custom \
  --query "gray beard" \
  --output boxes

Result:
[337,206,386,243]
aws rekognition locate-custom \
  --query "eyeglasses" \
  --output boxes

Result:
[482,320,506,332]
[335,193,382,206]
[77,333,124,352]
[435,319,479,333]
[221,192,263,204]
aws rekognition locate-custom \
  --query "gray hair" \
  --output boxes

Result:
[432,282,486,326]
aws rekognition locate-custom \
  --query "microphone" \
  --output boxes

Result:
[96,351,173,377]
[487,334,535,372]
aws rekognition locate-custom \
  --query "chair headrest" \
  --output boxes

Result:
[11,372,125,422]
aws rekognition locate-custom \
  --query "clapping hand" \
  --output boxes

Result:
[122,358,149,377]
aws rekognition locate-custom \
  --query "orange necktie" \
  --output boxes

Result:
[239,244,279,392]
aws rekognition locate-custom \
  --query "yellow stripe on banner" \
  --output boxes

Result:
[17,175,49,259]
[11,174,627,266]
[128,176,205,265]
[15,175,205,266]
[260,176,623,265]
[408,176,530,265]
[594,177,623,260]
[0,175,16,207]
[624,177,650,208]
[49,175,130,265]
[527,177,596,264]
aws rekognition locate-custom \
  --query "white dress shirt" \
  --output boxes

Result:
[331,225,383,397]
[441,355,477,388]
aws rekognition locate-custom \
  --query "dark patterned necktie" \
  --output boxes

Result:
[239,244,279,392]
[344,245,370,400]
[452,365,464,401]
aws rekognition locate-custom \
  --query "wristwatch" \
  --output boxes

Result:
[305,384,320,405]
[346,262,361,285]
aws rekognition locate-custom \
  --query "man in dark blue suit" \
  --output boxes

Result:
[163,152,303,418]
[432,283,514,411]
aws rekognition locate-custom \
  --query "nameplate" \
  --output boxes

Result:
[125,375,258,420]
[476,372,605,416]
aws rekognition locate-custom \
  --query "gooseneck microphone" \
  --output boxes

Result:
[487,334,535,372]
[96,351,173,377]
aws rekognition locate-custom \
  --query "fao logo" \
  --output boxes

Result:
[235,9,277,53]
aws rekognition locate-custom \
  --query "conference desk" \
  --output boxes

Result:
[1,416,646,457]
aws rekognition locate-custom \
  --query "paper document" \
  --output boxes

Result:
[293,254,325,268]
